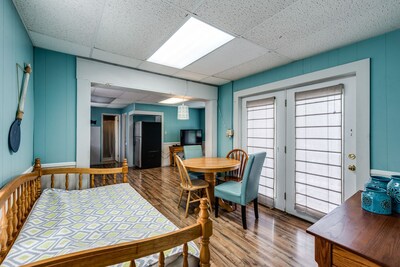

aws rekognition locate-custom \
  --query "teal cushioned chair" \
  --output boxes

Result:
[214,152,266,229]
[183,145,204,180]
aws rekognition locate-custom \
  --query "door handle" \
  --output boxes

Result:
[348,165,356,171]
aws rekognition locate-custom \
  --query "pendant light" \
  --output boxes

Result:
[177,81,189,120]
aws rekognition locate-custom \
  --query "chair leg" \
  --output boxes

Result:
[241,205,247,230]
[215,197,219,218]
[254,198,259,220]
[204,188,212,213]
[185,191,191,218]
[177,189,184,208]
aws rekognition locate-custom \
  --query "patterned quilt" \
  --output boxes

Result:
[1,184,199,266]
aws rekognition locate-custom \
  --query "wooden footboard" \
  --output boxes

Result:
[0,158,212,267]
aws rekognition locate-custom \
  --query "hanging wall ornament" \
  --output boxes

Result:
[9,64,32,153]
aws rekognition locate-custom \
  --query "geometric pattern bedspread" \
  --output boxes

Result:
[1,184,199,267]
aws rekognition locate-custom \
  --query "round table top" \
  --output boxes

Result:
[182,157,240,173]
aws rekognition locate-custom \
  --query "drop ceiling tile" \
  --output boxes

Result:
[29,31,91,57]
[91,49,142,68]
[173,70,208,81]
[195,0,297,35]
[118,91,149,101]
[13,0,105,46]
[215,52,292,80]
[277,0,400,60]
[244,0,397,51]
[164,0,205,12]
[185,38,268,76]
[95,0,187,60]
[200,76,230,86]
[137,61,180,76]
[92,88,124,98]
[111,98,135,105]
[141,94,171,103]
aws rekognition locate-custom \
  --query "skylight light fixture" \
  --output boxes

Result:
[147,17,234,69]
[159,97,187,104]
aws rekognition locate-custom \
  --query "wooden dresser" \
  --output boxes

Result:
[307,191,400,267]
[169,145,183,166]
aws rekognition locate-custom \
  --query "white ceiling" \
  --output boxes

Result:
[13,0,400,85]
[91,83,205,109]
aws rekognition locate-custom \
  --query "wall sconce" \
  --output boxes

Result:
[226,129,234,138]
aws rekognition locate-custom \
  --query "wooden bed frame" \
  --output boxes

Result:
[0,158,212,267]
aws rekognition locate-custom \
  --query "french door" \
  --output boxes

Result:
[242,77,357,222]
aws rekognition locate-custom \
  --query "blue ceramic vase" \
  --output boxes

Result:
[387,176,400,213]
[365,176,391,190]
[361,187,392,215]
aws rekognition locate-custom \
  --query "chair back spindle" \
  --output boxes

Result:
[226,149,248,181]
[175,155,193,188]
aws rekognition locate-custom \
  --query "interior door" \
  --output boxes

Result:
[285,77,357,222]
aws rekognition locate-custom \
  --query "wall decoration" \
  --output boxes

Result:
[8,64,32,153]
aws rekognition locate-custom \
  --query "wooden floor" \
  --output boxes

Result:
[97,164,317,267]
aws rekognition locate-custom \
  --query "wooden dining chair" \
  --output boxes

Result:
[175,155,212,218]
[215,152,266,229]
[223,149,249,182]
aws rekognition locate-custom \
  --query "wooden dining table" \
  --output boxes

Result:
[182,157,241,211]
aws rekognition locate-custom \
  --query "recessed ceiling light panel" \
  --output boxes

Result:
[159,97,187,104]
[147,17,234,69]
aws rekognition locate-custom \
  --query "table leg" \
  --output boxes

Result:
[204,173,234,212]
[204,173,215,204]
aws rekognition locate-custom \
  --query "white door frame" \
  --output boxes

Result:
[121,113,126,160]
[101,113,121,163]
[233,59,370,191]
[127,110,164,168]
[76,58,218,168]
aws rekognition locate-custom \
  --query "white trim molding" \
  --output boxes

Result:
[233,58,370,190]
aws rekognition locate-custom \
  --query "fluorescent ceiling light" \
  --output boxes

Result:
[91,95,115,104]
[147,17,234,69]
[159,97,187,104]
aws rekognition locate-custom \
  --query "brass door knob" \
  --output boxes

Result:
[348,165,356,171]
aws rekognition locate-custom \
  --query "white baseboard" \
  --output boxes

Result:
[370,169,400,177]
[42,162,77,168]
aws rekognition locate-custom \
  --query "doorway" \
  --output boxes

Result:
[241,77,357,222]
[102,114,120,163]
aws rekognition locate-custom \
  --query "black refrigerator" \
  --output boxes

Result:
[134,121,162,168]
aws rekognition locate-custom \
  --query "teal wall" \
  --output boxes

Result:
[91,107,122,127]
[218,29,400,172]
[34,48,76,164]
[217,83,233,156]
[0,0,34,187]
[123,103,205,142]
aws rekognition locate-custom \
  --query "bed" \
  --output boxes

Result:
[0,159,212,266]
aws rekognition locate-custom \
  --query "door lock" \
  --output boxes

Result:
[348,153,356,160]
[348,165,356,171]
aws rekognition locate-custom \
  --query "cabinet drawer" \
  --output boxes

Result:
[332,245,380,267]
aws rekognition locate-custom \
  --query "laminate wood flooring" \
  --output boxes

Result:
[95,165,317,267]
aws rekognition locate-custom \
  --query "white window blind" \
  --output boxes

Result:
[294,84,344,218]
[247,97,275,207]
